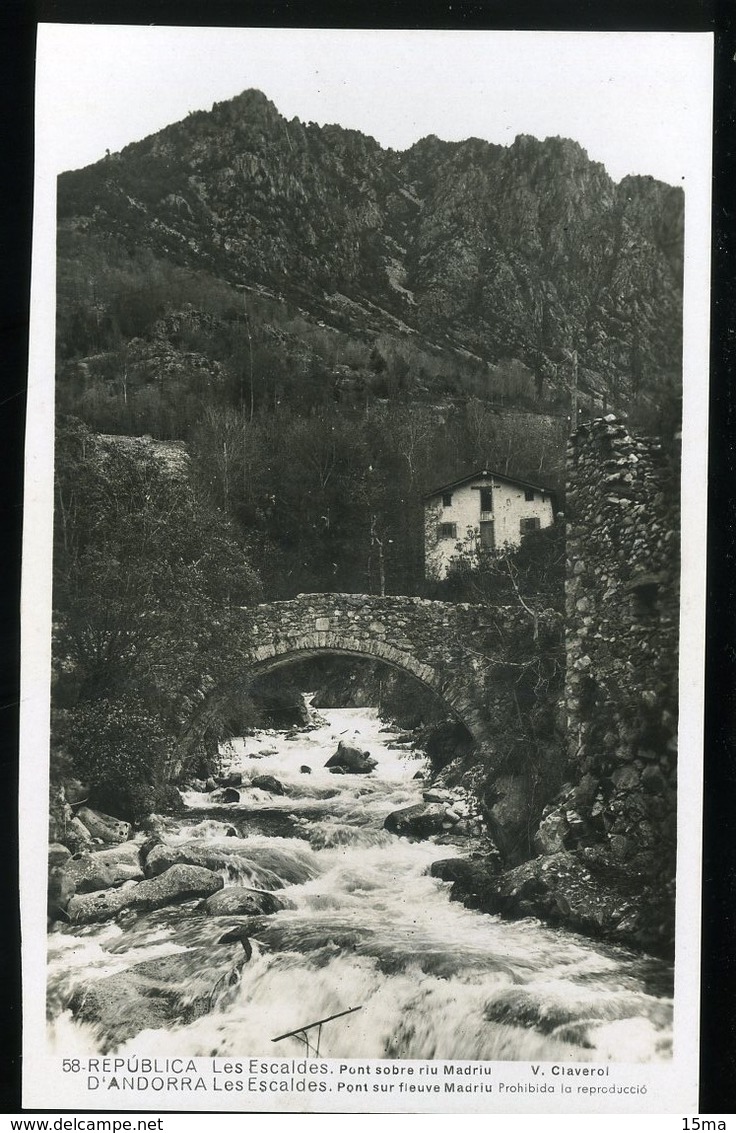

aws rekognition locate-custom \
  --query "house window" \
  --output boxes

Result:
[442,492,453,507]
[479,487,493,512]
[524,489,535,501]
[520,517,541,535]
[437,522,457,540]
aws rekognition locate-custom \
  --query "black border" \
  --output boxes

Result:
[1,0,34,1116]
[3,0,733,1116]
[701,7,736,1115]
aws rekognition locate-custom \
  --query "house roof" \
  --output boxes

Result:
[423,468,553,502]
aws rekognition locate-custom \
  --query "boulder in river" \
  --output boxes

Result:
[66,864,223,924]
[325,740,377,775]
[70,938,248,1050]
[219,772,243,788]
[142,840,314,885]
[209,786,241,803]
[205,886,284,916]
[300,765,312,774]
[430,856,501,908]
[76,807,132,844]
[384,802,447,839]
[61,841,144,895]
[251,775,286,795]
[144,843,221,877]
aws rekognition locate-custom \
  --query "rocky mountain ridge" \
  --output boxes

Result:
[58,88,684,414]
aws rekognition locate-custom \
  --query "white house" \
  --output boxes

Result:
[424,468,556,580]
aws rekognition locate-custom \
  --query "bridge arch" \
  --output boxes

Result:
[230,594,500,745]
[244,643,488,745]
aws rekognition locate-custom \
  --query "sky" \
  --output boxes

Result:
[36,26,713,186]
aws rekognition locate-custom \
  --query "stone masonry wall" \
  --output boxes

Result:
[560,416,680,883]
[239,593,523,745]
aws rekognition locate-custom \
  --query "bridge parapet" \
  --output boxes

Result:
[247,592,478,646]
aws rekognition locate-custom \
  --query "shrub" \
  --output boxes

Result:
[64,696,175,824]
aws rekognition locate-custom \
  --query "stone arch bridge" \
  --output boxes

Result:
[215,593,530,746]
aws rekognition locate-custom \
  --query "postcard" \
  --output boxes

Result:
[21,25,714,1115]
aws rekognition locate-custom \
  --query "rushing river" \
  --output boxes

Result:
[47,704,673,1063]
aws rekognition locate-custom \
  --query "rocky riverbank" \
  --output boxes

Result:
[47,797,304,1048]
[48,774,672,966]
[379,753,673,958]
[431,847,673,957]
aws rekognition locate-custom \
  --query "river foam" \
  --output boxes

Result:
[47,705,673,1062]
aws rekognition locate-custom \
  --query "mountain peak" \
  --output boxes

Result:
[211,87,283,127]
[224,87,279,112]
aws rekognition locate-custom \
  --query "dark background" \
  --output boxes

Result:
[1,0,732,1115]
